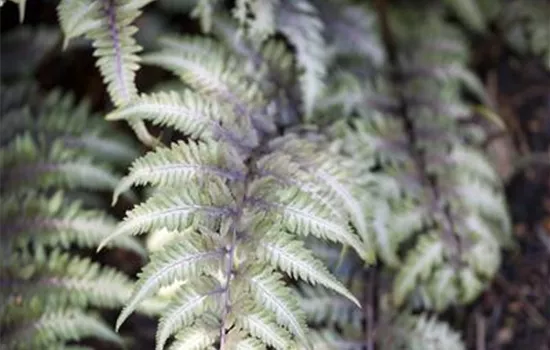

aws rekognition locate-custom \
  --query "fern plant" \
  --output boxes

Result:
[1,0,520,348]
[324,2,511,310]
[96,26,373,347]
[0,82,162,349]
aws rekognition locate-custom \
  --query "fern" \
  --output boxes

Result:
[100,29,369,349]
[296,242,467,350]
[0,84,161,349]
[1,1,521,348]
[326,3,512,310]
[56,0,158,145]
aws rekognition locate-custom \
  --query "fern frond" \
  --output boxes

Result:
[248,184,365,260]
[242,268,308,345]
[235,310,294,350]
[99,20,368,349]
[443,0,486,32]
[2,309,123,350]
[329,3,512,311]
[1,250,159,316]
[56,0,157,145]
[277,0,327,119]
[1,191,144,255]
[232,0,277,42]
[482,0,550,69]
[100,185,235,247]
[0,84,148,349]
[167,322,218,350]
[298,284,362,330]
[113,140,246,203]
[115,233,222,329]
[0,87,138,164]
[56,0,152,106]
[1,134,123,194]
[142,38,265,112]
[393,234,445,306]
[156,278,220,350]
[385,313,465,350]
[257,232,360,307]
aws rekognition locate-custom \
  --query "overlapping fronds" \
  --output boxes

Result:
[158,0,328,120]
[323,3,511,310]
[101,31,370,349]
[2,1,522,349]
[296,242,467,350]
[0,84,158,349]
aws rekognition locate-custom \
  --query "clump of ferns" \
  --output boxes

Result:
[0,84,162,349]
[93,18,374,349]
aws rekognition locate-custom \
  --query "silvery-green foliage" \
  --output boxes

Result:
[100,29,370,348]
[322,3,511,311]
[0,83,160,349]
